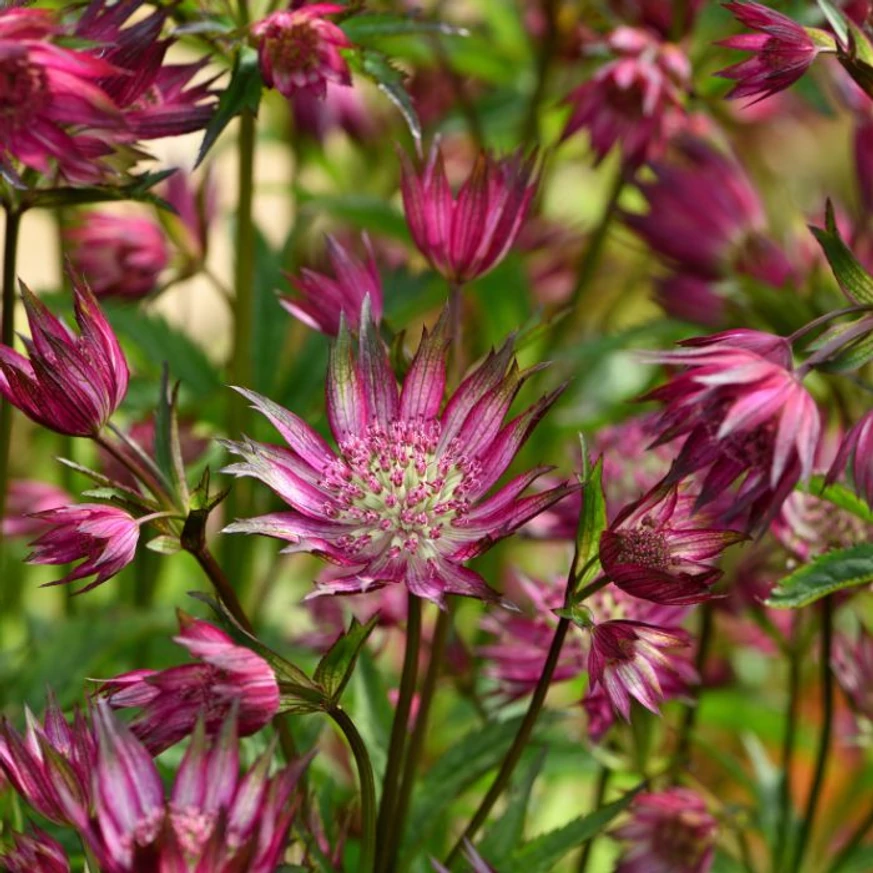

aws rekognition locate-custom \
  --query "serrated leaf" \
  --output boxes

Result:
[573,456,606,592]
[479,749,546,864]
[400,713,558,863]
[357,49,421,148]
[502,790,638,873]
[766,543,873,608]
[196,46,261,167]
[800,475,873,523]
[313,616,378,703]
[340,12,469,42]
[810,200,873,304]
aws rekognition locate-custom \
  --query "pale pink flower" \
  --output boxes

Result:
[0,828,70,873]
[253,4,351,100]
[65,212,169,300]
[2,480,70,539]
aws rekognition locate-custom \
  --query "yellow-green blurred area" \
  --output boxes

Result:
[5,0,873,870]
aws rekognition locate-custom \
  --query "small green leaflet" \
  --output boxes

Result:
[810,200,873,305]
[313,616,378,703]
[354,49,421,149]
[340,12,469,42]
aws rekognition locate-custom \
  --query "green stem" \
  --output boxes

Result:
[520,0,557,145]
[774,617,802,872]
[386,602,453,871]
[0,208,22,545]
[375,594,422,873]
[223,106,257,580]
[575,765,611,873]
[189,543,254,634]
[790,598,835,873]
[826,803,873,873]
[330,706,377,873]
[670,602,714,777]
[92,432,172,508]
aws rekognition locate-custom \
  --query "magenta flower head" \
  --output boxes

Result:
[645,329,821,529]
[253,4,352,101]
[562,27,690,168]
[2,480,70,539]
[280,234,384,335]
[614,788,718,873]
[85,702,306,873]
[0,279,129,437]
[290,78,376,143]
[399,143,539,284]
[224,309,573,607]
[600,486,745,604]
[717,2,830,103]
[27,504,139,593]
[623,137,788,283]
[101,612,280,754]
[588,619,694,721]
[0,693,96,826]
[0,7,125,183]
[64,212,170,301]
[827,410,873,508]
[1,828,70,873]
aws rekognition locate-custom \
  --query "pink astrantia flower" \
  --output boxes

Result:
[600,486,745,604]
[0,279,129,437]
[0,694,96,826]
[655,273,727,327]
[623,137,791,284]
[718,2,829,103]
[65,212,170,301]
[827,410,873,508]
[27,504,139,593]
[0,7,125,182]
[101,612,280,754]
[0,828,70,873]
[399,143,539,284]
[613,788,718,873]
[645,329,821,530]
[223,312,573,607]
[562,27,690,168]
[832,629,873,722]
[84,703,307,873]
[74,0,217,140]
[588,619,693,720]
[253,4,352,101]
[291,77,376,142]
[280,234,384,335]
[2,480,69,539]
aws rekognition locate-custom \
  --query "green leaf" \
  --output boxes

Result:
[817,326,873,372]
[502,790,638,873]
[810,200,873,304]
[313,616,378,703]
[356,49,421,148]
[29,169,176,210]
[799,476,873,523]
[252,228,290,396]
[196,46,261,167]
[573,456,606,592]
[400,713,558,863]
[103,304,223,398]
[817,0,848,44]
[296,191,410,241]
[146,535,182,555]
[766,543,873,608]
[479,749,546,864]
[340,13,469,42]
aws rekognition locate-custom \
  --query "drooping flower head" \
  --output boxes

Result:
[74,0,217,140]
[84,703,307,873]
[253,4,352,101]
[717,2,830,103]
[2,480,70,539]
[613,788,718,873]
[0,828,70,873]
[224,309,573,607]
[0,7,125,182]
[0,693,96,826]
[645,329,821,530]
[280,234,384,335]
[0,279,129,436]
[27,504,139,593]
[64,211,170,301]
[623,137,791,285]
[101,612,280,754]
[562,27,691,168]
[399,143,539,284]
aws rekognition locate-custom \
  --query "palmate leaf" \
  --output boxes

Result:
[766,542,873,608]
